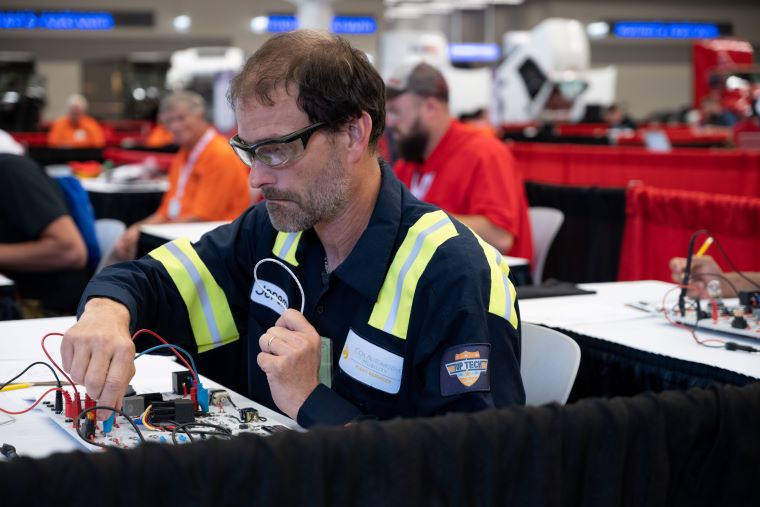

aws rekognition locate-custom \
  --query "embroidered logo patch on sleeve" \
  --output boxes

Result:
[440,343,491,397]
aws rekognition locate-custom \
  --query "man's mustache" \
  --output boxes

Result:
[262,188,299,201]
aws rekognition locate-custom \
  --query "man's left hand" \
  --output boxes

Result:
[256,309,321,419]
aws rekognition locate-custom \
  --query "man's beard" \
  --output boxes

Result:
[395,118,429,163]
[263,152,350,232]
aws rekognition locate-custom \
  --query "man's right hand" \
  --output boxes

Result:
[669,255,733,297]
[113,225,141,261]
[61,298,136,417]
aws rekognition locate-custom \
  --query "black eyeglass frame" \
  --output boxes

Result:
[229,121,325,167]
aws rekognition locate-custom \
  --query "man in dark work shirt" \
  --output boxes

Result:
[0,153,89,315]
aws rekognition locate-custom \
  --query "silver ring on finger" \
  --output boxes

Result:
[267,334,277,353]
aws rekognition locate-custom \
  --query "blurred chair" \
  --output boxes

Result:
[528,207,564,285]
[520,323,580,405]
[94,218,126,273]
[53,175,101,271]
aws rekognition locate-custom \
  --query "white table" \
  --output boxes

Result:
[140,221,229,243]
[519,280,760,382]
[80,177,169,194]
[505,256,529,267]
[0,317,297,459]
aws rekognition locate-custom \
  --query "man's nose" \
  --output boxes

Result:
[248,160,275,189]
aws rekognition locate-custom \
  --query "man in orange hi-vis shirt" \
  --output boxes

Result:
[47,94,106,148]
[112,91,252,261]
[144,111,176,148]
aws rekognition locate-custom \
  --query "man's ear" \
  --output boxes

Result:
[345,111,372,163]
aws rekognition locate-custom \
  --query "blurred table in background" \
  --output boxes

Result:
[520,280,759,402]
[80,178,167,226]
[137,221,228,258]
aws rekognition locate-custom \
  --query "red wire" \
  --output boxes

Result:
[41,332,80,396]
[132,329,198,384]
[38,329,197,406]
[0,387,65,415]
[661,284,726,348]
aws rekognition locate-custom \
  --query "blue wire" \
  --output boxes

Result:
[135,344,199,380]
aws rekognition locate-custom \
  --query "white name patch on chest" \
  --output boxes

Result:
[339,329,403,394]
[250,280,288,315]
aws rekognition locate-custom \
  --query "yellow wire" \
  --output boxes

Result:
[141,404,159,431]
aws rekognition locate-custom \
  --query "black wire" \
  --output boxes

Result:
[171,422,232,444]
[706,232,760,292]
[0,361,61,391]
[75,405,145,450]
[679,229,708,316]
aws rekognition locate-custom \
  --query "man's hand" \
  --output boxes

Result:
[256,309,321,419]
[669,255,733,297]
[113,225,141,261]
[61,298,136,418]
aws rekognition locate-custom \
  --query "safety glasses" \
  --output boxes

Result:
[229,122,325,168]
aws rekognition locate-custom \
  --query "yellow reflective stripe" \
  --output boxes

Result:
[272,231,302,266]
[369,210,458,339]
[149,238,239,353]
[473,235,519,330]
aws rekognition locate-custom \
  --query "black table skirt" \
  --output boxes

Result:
[525,182,626,284]
[88,191,164,226]
[551,326,757,402]
[28,147,104,166]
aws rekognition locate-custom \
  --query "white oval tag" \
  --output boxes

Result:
[250,280,289,315]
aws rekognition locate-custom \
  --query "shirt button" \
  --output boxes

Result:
[316,305,324,315]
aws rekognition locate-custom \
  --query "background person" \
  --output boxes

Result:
[0,153,89,316]
[604,103,637,130]
[144,111,176,148]
[112,91,252,261]
[47,94,106,148]
[669,255,760,298]
[386,62,532,259]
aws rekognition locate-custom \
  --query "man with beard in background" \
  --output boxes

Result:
[386,62,533,260]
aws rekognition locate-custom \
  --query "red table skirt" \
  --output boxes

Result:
[102,148,174,171]
[512,142,760,198]
[618,185,760,282]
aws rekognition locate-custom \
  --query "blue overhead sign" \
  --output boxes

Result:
[266,14,377,35]
[332,16,377,35]
[613,21,720,39]
[0,10,114,30]
[267,14,299,33]
[449,43,501,63]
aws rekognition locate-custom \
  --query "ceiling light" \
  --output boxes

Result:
[250,16,268,34]
[172,15,191,32]
[586,21,610,39]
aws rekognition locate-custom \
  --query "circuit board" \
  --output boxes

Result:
[669,310,760,340]
[629,299,760,341]
[38,387,291,450]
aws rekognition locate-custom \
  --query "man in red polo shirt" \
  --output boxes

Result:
[386,62,532,260]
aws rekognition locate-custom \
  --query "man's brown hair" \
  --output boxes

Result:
[228,30,385,150]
